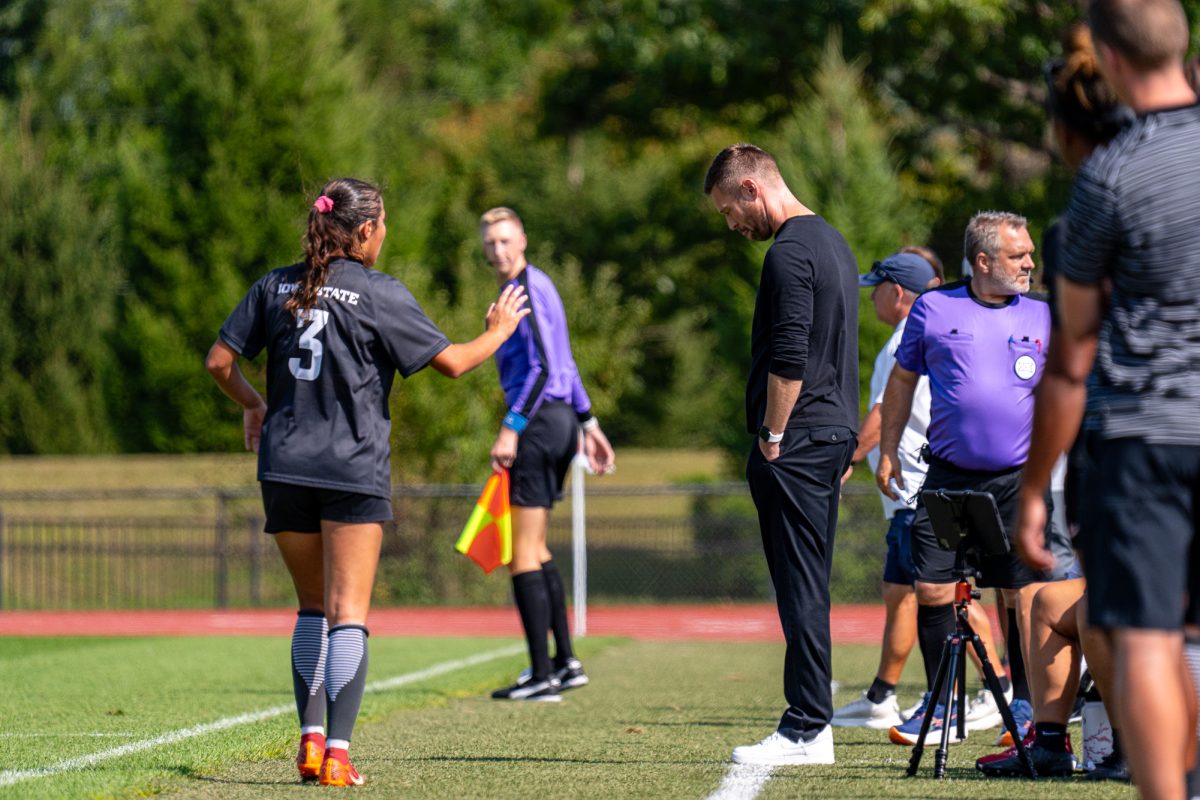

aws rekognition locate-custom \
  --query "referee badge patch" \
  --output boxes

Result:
[1013,355,1037,380]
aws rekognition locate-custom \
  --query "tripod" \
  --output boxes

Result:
[906,546,1036,779]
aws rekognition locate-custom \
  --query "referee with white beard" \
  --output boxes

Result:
[705,143,859,766]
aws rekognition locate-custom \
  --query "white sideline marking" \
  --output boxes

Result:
[706,764,774,800]
[0,644,523,788]
[8,733,136,738]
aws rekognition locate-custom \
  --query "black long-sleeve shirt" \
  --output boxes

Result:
[745,214,859,434]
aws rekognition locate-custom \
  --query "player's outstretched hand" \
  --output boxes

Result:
[1014,488,1056,572]
[584,426,615,475]
[486,284,530,339]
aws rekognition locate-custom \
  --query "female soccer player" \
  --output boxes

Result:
[206,178,529,785]
[479,207,615,702]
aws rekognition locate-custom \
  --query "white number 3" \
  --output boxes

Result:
[288,309,330,381]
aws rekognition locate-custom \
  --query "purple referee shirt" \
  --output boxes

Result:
[895,281,1051,471]
[495,264,591,421]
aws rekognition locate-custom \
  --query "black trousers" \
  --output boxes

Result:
[746,425,855,741]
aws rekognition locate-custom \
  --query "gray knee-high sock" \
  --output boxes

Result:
[325,624,369,747]
[291,610,327,733]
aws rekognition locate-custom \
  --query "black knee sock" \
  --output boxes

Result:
[1007,607,1031,702]
[513,570,553,681]
[291,609,328,733]
[325,624,368,748]
[541,559,574,667]
[917,603,956,693]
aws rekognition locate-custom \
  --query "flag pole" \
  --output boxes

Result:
[571,448,588,638]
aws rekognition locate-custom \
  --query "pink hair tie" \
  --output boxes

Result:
[313,195,334,214]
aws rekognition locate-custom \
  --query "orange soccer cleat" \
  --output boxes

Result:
[296,732,325,781]
[319,748,364,787]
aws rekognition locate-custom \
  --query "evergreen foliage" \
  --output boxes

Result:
[4,0,1196,471]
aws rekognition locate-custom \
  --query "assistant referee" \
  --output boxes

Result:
[480,207,615,703]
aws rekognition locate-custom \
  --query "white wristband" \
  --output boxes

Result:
[581,416,599,432]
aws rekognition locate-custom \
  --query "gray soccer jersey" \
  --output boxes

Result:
[1060,103,1200,445]
[220,258,450,497]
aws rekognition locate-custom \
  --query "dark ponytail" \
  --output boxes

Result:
[285,177,383,316]
[1045,22,1131,146]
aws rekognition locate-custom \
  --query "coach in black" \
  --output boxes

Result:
[705,144,858,766]
[1014,1,1200,795]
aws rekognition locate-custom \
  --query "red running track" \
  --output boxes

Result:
[0,604,999,643]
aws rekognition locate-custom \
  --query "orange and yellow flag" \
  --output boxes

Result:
[454,468,512,574]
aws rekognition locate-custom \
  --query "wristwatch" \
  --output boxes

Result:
[757,425,784,444]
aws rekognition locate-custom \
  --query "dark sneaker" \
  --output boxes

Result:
[1086,749,1131,782]
[554,658,589,691]
[491,677,562,702]
[977,741,1076,778]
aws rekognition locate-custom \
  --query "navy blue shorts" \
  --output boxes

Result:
[510,401,578,509]
[1078,437,1200,630]
[882,509,917,585]
[260,481,393,533]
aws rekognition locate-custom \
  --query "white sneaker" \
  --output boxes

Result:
[831,692,903,729]
[965,686,1013,731]
[731,726,835,766]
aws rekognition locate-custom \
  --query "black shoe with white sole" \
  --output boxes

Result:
[554,658,589,691]
[491,677,562,702]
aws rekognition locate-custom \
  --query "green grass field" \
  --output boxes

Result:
[1,635,1136,800]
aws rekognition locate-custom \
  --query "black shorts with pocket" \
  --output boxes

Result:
[510,401,578,509]
[260,481,393,533]
[909,456,1053,589]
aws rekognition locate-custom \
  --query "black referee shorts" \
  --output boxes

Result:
[510,401,578,509]
[260,481,393,533]
[1078,437,1200,630]
[910,457,1050,589]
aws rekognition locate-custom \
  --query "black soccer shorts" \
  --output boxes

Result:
[260,481,393,533]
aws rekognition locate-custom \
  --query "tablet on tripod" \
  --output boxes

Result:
[921,490,1009,556]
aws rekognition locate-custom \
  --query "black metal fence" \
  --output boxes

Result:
[0,482,894,610]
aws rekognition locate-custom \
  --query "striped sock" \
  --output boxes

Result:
[291,610,327,732]
[326,624,369,746]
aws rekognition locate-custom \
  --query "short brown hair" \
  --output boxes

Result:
[964,211,1028,265]
[1088,0,1189,70]
[480,206,524,229]
[703,143,782,195]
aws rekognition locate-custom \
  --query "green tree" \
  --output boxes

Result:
[20,0,384,450]
[0,104,119,453]
[772,35,931,416]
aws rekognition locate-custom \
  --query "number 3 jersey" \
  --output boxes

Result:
[219,258,451,497]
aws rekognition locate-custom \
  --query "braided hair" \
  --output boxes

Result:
[285,178,382,316]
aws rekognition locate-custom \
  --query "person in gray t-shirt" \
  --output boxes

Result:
[207,177,529,786]
[1014,2,1200,794]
